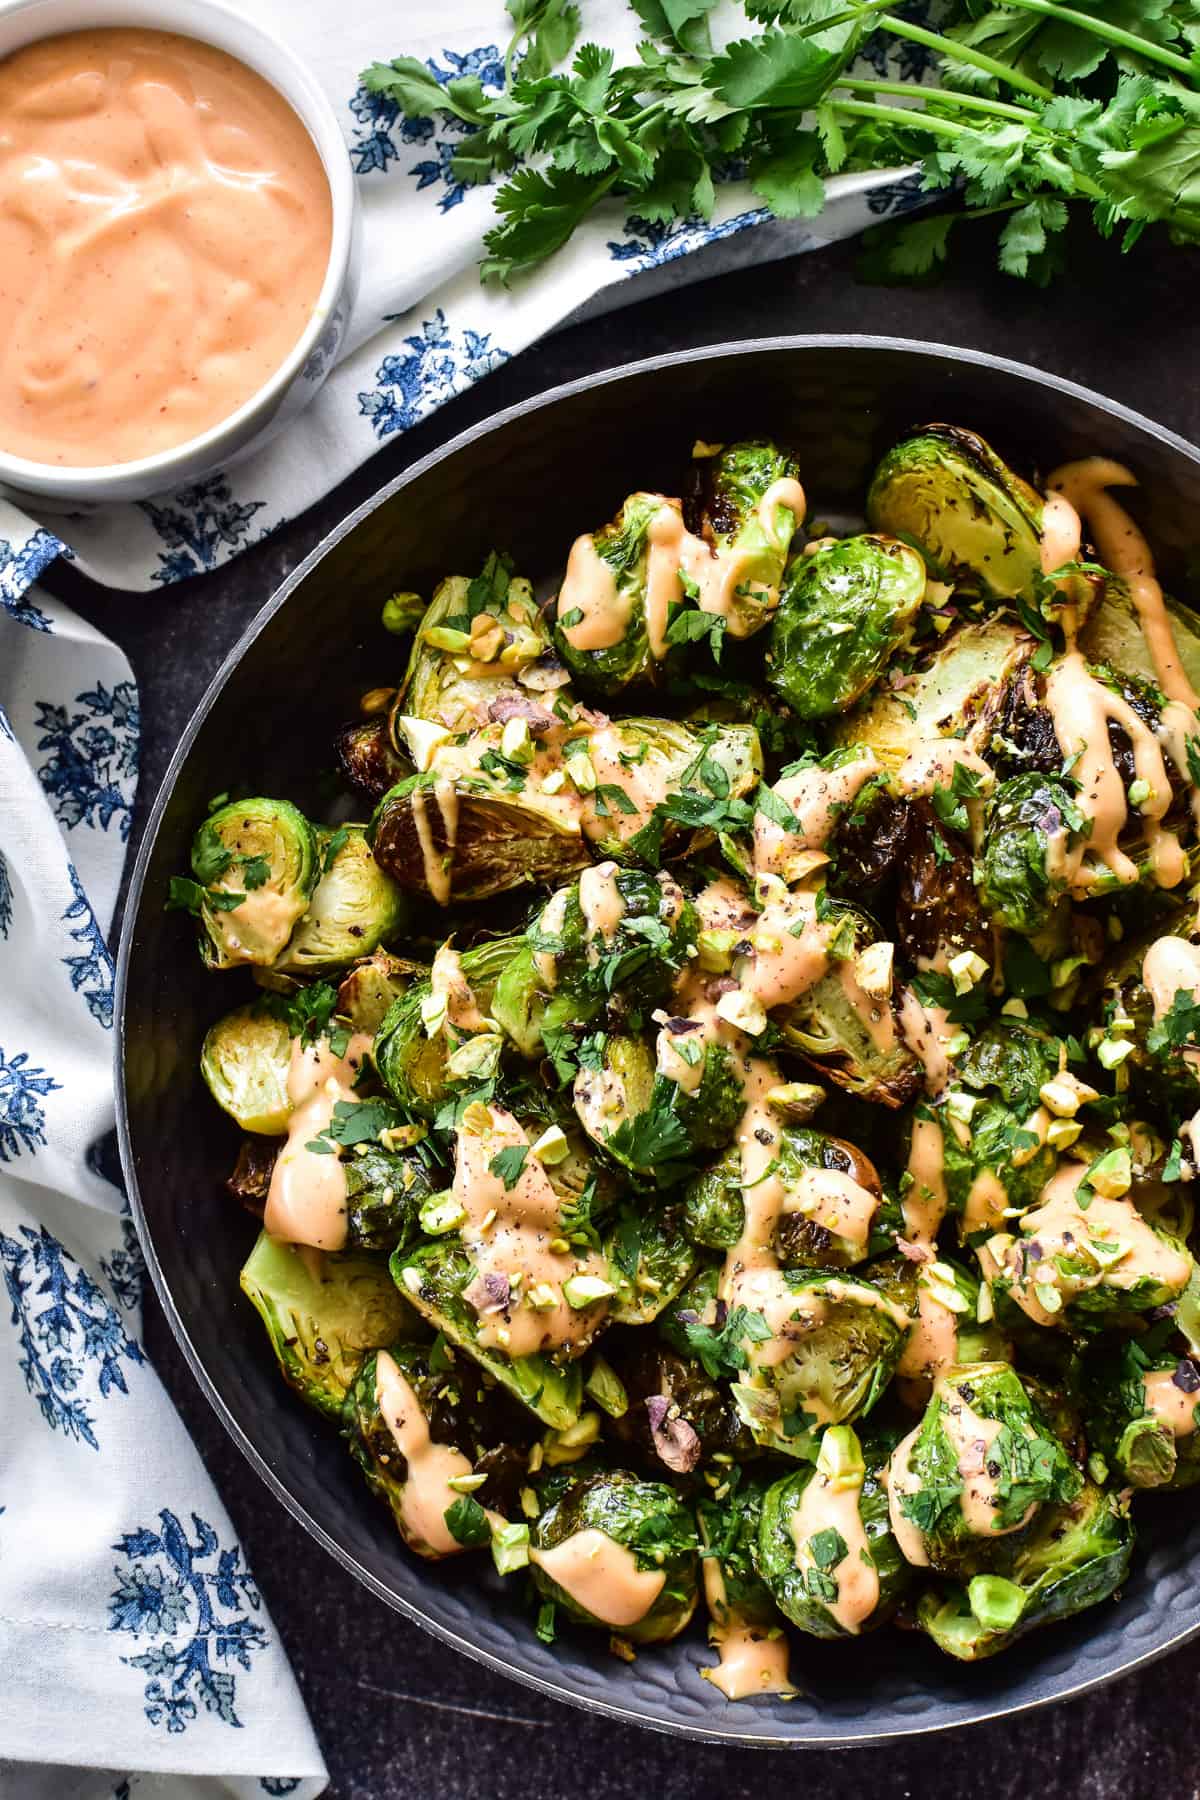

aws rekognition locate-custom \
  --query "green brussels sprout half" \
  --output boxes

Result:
[827,616,1032,770]
[336,949,422,1035]
[370,767,590,906]
[1084,1341,1200,1490]
[574,1035,741,1181]
[531,1470,699,1643]
[916,1482,1134,1661]
[1079,579,1200,699]
[343,1140,442,1253]
[390,1238,583,1431]
[938,1020,1062,1229]
[766,535,927,720]
[888,1363,1082,1578]
[758,1426,910,1638]
[200,1003,293,1135]
[980,1169,1193,1335]
[397,558,560,735]
[682,1130,884,1268]
[525,865,698,1027]
[274,826,407,974]
[582,716,762,861]
[774,905,920,1107]
[978,774,1079,936]
[345,1343,535,1558]
[554,492,665,694]
[239,1229,411,1420]
[689,439,805,638]
[732,1271,908,1460]
[657,1261,722,1361]
[604,1200,698,1326]
[696,1472,778,1628]
[186,797,318,969]
[374,937,514,1117]
[866,426,1045,603]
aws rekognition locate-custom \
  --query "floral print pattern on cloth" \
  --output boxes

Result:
[358,308,510,439]
[0,552,326,1787]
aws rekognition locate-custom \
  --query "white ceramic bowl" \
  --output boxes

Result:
[0,0,360,505]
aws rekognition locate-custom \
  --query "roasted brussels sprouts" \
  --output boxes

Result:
[239,1229,411,1420]
[374,938,513,1116]
[774,904,920,1107]
[607,1340,755,1472]
[335,718,409,802]
[390,1238,584,1431]
[184,797,318,969]
[530,1470,699,1643]
[396,557,561,735]
[346,1342,534,1557]
[683,1128,883,1268]
[554,492,667,693]
[866,426,1044,602]
[581,716,762,858]
[938,1019,1063,1231]
[686,439,805,638]
[201,1003,293,1135]
[370,764,589,906]
[887,1363,1082,1577]
[1079,580,1200,698]
[916,1482,1134,1660]
[336,949,421,1034]
[979,1164,1193,1333]
[273,825,406,975]
[573,1034,741,1180]
[767,535,927,719]
[732,1271,908,1459]
[1084,1340,1200,1490]
[604,1201,697,1326]
[978,774,1079,936]
[757,1426,910,1637]
[343,1140,441,1253]
[696,1472,777,1626]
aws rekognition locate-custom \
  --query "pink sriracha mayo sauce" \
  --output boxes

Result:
[0,28,332,467]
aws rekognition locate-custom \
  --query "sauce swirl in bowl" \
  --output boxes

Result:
[0,26,332,468]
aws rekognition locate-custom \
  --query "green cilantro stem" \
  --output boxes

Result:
[985,0,1197,78]
[833,77,1039,125]
[828,98,987,140]
[874,12,1055,102]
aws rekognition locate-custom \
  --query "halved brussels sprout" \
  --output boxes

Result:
[1084,1340,1200,1490]
[827,616,1032,769]
[374,937,513,1117]
[573,1036,740,1180]
[682,1129,883,1268]
[979,1167,1193,1334]
[275,826,407,975]
[335,718,409,802]
[239,1229,411,1420]
[344,1141,442,1253]
[530,1470,699,1644]
[732,1271,908,1459]
[201,1004,293,1135]
[1079,580,1200,698]
[346,1343,535,1557]
[370,765,589,906]
[887,1363,1082,1577]
[607,1340,756,1473]
[866,426,1044,602]
[767,535,927,719]
[186,797,318,969]
[521,865,697,1031]
[686,439,805,638]
[774,905,920,1107]
[581,716,762,859]
[389,1238,583,1431]
[604,1201,697,1326]
[978,774,1078,937]
[554,492,665,693]
[336,949,422,1035]
[938,1020,1062,1230]
[397,557,561,735]
[758,1426,910,1638]
[916,1483,1134,1660]
[696,1473,777,1628]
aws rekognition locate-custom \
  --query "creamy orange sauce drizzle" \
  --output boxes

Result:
[214,882,307,965]
[963,1169,1008,1237]
[700,1558,793,1699]
[533,887,569,990]
[558,479,806,659]
[375,1351,477,1557]
[896,1277,961,1388]
[782,1167,878,1248]
[1143,1369,1199,1437]
[451,1106,609,1358]
[1143,936,1200,1087]
[578,861,626,949]
[264,1033,372,1250]
[530,1528,664,1626]
[1049,458,1200,710]
[430,944,489,1034]
[903,1114,949,1242]
[888,1378,1033,1561]
[898,986,957,1097]
[788,1465,878,1634]
[886,1423,930,1567]
[1041,489,1083,575]
[978,1161,1191,1327]
[0,28,332,467]
[753,751,879,880]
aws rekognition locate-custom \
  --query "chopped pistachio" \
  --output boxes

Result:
[520,1486,539,1519]
[697,928,737,973]
[541,768,567,795]
[382,591,424,634]
[1128,777,1152,808]
[400,1266,422,1296]
[419,990,448,1037]
[543,1410,602,1465]
[446,1471,488,1494]
[562,1273,617,1308]
[526,1282,560,1312]
[944,1088,979,1127]
[1001,997,1029,1019]
[1097,1035,1135,1070]
[423,624,473,654]
[459,1100,495,1136]
[359,685,395,717]
[1047,1117,1083,1150]
[715,987,768,1036]
[531,1124,570,1165]
[584,1355,629,1419]
[855,940,895,1000]
[491,1521,530,1576]
[948,949,989,995]
[1088,1146,1132,1199]
[500,716,535,765]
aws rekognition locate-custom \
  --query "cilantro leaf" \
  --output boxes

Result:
[489,1144,530,1189]
[444,1495,491,1547]
[681,1304,771,1380]
[1147,987,1200,1057]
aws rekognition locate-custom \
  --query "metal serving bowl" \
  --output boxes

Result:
[116,337,1200,1746]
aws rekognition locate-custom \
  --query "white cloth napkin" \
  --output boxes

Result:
[0,3,923,1793]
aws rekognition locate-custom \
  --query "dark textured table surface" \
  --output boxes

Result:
[50,223,1200,1800]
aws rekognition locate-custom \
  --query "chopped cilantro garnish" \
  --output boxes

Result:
[489,1144,530,1189]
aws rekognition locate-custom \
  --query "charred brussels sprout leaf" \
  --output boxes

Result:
[767,535,926,720]
[201,1004,293,1135]
[979,774,1079,936]
[239,1230,411,1420]
[389,1237,583,1430]
[683,1146,743,1251]
[866,426,1044,603]
[275,825,407,974]
[183,797,317,969]
[758,1427,910,1637]
[916,1483,1134,1660]
[531,1471,699,1643]
[891,1363,1082,1577]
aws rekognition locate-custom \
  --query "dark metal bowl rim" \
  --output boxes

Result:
[114,333,1200,1749]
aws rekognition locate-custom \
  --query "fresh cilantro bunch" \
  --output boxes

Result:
[363,0,1200,285]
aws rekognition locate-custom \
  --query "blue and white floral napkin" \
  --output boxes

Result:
[0,4,926,1794]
